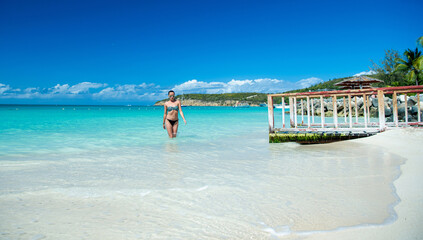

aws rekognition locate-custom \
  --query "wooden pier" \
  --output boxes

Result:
[268,85,423,144]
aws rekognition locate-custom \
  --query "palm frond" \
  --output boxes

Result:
[407,71,416,82]
[416,56,423,70]
[418,36,423,48]
[395,63,408,72]
[394,58,407,65]
[414,48,422,58]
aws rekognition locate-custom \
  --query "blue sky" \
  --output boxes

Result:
[1,0,422,105]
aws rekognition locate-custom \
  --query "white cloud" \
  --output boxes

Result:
[50,84,70,94]
[47,82,106,95]
[353,70,376,77]
[1,82,108,99]
[0,84,12,94]
[171,77,323,94]
[297,77,322,88]
[173,79,226,94]
[0,84,25,98]
[93,83,162,100]
[68,82,106,94]
[0,77,324,103]
[24,87,38,93]
[173,78,285,94]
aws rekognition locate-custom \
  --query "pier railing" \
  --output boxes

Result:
[268,85,423,133]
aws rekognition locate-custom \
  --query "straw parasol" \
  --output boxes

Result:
[334,76,383,90]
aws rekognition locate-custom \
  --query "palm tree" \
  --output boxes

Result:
[418,36,423,48]
[395,48,423,85]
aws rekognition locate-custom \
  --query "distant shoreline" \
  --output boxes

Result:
[0,104,258,107]
[0,104,157,107]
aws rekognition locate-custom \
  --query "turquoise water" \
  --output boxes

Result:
[0,105,404,239]
[0,105,267,156]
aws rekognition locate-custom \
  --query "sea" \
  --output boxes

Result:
[0,105,404,239]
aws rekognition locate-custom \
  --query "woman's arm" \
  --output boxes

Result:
[178,101,187,124]
[163,104,167,129]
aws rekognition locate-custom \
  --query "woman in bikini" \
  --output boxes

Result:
[163,90,187,138]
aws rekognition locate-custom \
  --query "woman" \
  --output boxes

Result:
[163,90,187,138]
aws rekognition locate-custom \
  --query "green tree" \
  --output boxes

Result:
[370,49,405,86]
[395,48,423,85]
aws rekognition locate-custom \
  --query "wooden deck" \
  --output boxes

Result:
[268,85,423,144]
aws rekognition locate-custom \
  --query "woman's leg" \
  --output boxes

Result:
[165,120,174,138]
[172,120,179,137]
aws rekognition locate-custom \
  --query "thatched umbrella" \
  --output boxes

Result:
[334,76,383,89]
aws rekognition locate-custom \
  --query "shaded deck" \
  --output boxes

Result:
[268,85,423,144]
[270,129,378,144]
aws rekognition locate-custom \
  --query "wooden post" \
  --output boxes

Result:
[363,94,367,128]
[404,94,408,125]
[311,97,315,123]
[393,92,398,127]
[320,96,324,128]
[268,95,274,132]
[377,90,385,130]
[301,99,304,125]
[289,97,294,127]
[343,97,347,123]
[348,95,352,128]
[307,97,310,128]
[354,96,358,123]
[367,95,370,123]
[333,96,338,128]
[282,97,285,128]
[294,97,298,128]
[418,93,421,123]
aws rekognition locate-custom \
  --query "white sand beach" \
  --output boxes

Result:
[307,128,423,240]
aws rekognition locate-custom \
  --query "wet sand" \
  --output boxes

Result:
[307,128,423,240]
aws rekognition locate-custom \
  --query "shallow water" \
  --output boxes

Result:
[0,105,405,239]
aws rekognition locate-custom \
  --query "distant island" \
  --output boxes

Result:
[154,93,267,106]
[155,92,269,106]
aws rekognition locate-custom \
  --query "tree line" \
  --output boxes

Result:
[290,36,423,93]
[371,36,422,86]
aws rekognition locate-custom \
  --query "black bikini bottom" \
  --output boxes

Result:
[167,119,178,126]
